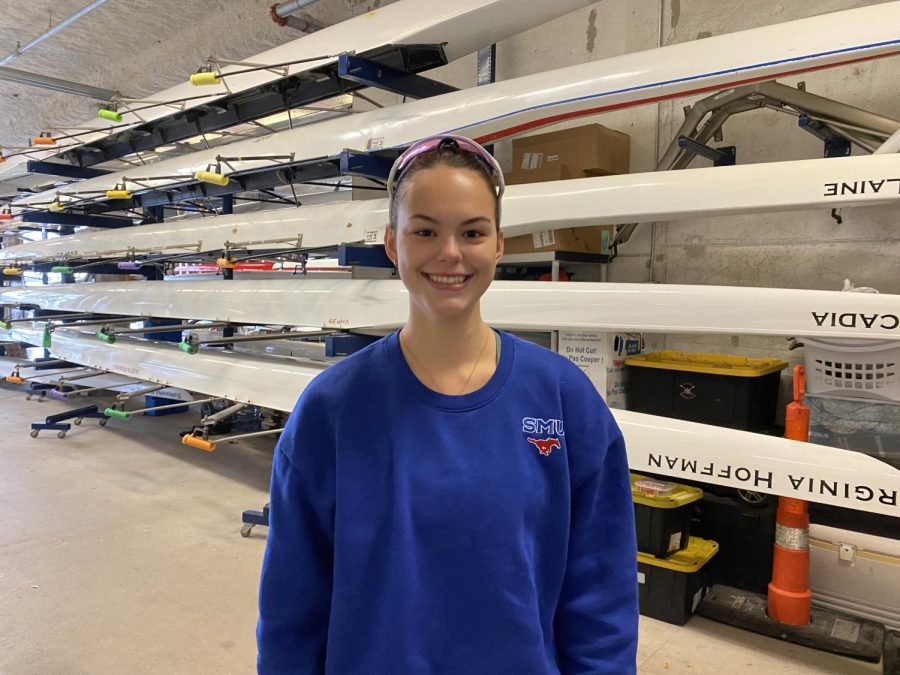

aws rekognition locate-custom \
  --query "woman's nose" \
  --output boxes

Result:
[436,234,462,261]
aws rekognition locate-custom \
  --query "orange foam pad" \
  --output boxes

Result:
[181,434,216,452]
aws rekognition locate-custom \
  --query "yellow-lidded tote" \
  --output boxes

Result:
[624,351,788,431]
[637,536,719,625]
[631,473,703,558]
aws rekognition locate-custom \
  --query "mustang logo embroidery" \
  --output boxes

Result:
[527,437,561,457]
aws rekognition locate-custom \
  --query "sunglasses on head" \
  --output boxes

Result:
[386,134,506,199]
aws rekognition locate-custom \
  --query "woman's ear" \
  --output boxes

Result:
[494,229,504,263]
[384,226,398,267]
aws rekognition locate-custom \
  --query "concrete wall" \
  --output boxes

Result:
[650,0,899,376]
[493,0,899,391]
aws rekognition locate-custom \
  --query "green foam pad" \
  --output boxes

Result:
[179,341,198,355]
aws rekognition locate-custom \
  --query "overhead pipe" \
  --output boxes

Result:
[0,0,111,66]
[269,0,324,33]
[0,0,118,100]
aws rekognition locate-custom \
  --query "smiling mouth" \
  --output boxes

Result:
[424,273,472,288]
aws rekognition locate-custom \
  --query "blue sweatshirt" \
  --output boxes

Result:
[257,330,638,674]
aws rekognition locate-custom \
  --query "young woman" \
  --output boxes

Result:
[257,135,638,674]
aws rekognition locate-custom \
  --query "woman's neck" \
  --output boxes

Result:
[400,306,497,394]
[403,307,489,360]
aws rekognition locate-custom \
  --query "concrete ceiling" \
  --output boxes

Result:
[0,0,386,149]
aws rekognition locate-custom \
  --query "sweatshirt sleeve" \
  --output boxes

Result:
[555,380,639,674]
[257,383,336,674]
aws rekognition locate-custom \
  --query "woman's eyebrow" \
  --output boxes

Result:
[408,214,492,226]
[460,217,492,226]
[408,214,439,223]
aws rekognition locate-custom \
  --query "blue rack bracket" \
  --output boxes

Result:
[677,136,737,166]
[26,160,112,180]
[798,115,851,158]
[338,54,458,100]
[325,333,380,357]
[338,150,396,183]
[22,211,136,229]
[337,243,394,268]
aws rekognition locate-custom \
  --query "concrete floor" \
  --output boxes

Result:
[0,382,883,674]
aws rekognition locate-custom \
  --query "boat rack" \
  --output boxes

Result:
[20,48,454,220]
[29,405,108,439]
[4,352,281,536]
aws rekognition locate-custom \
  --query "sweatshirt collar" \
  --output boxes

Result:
[386,329,514,411]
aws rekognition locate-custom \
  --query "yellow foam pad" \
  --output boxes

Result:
[194,171,229,186]
[190,72,221,86]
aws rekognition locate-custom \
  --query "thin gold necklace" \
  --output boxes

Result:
[401,328,492,395]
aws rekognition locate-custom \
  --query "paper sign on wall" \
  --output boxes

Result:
[557,330,643,409]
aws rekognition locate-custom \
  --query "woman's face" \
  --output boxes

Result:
[385,164,504,323]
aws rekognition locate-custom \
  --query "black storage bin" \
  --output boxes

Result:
[690,492,776,595]
[631,474,703,558]
[625,351,788,431]
[637,536,719,625]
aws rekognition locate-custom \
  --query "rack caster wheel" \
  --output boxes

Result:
[30,429,39,438]
[99,419,108,427]
[25,394,32,401]
[57,431,67,439]
[74,418,82,426]
[241,524,253,538]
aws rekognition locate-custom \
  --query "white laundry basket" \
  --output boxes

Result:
[802,337,900,401]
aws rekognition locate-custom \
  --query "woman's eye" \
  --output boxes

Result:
[414,229,434,237]
[463,230,485,238]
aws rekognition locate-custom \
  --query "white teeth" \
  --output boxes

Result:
[428,274,467,285]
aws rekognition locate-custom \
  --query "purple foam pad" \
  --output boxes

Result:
[117,261,142,271]
[48,389,68,400]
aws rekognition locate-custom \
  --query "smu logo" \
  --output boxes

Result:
[522,417,564,457]
[522,417,564,436]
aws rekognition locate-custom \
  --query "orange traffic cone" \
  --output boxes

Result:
[767,365,812,625]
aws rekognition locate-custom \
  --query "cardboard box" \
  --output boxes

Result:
[0,343,26,358]
[503,224,614,255]
[503,124,628,255]
[511,123,630,178]
[504,163,572,185]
